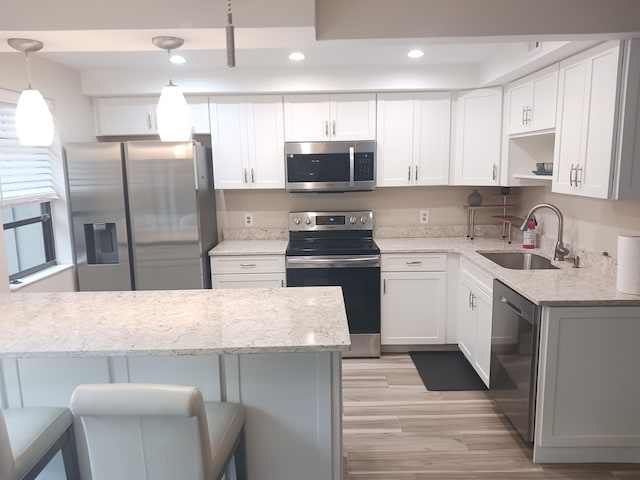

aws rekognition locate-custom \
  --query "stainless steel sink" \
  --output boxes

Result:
[477,251,559,270]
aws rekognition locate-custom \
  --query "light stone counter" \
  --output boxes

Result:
[208,239,288,256]
[0,286,350,358]
[376,237,640,306]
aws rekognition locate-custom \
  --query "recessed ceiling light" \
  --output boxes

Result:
[407,49,424,59]
[289,52,305,61]
[170,54,186,64]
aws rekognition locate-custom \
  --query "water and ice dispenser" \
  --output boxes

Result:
[84,223,119,264]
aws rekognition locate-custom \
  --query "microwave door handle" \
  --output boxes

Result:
[349,146,355,188]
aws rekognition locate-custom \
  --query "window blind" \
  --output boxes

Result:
[0,101,59,207]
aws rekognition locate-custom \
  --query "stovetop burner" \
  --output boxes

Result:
[285,210,380,257]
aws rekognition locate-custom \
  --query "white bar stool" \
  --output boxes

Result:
[0,406,78,480]
[70,383,247,480]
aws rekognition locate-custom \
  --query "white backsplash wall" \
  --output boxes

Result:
[519,185,640,259]
[215,186,510,237]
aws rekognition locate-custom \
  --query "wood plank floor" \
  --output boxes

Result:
[342,354,640,480]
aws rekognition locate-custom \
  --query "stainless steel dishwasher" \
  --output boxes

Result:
[490,280,541,443]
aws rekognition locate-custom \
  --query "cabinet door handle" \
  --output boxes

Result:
[406,261,423,266]
[522,106,526,126]
[569,164,575,187]
[408,165,411,182]
[324,121,329,137]
[281,279,284,287]
[147,112,153,130]
[383,279,386,294]
[415,165,418,181]
[527,106,532,125]
[240,263,257,268]
[468,291,472,308]
[574,165,582,187]
[471,292,477,310]
[251,168,255,183]
[243,168,248,183]
[332,120,336,137]
[492,164,497,181]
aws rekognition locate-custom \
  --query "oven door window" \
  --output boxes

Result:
[286,153,350,183]
[286,266,380,334]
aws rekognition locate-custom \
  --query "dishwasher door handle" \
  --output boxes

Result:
[500,295,524,317]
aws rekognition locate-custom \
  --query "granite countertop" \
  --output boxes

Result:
[376,237,640,307]
[0,287,350,358]
[209,239,288,256]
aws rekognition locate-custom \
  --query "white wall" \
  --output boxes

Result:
[519,185,640,258]
[0,53,94,292]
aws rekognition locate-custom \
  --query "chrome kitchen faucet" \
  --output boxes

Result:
[520,203,570,261]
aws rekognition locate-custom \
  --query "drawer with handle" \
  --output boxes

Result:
[381,253,447,272]
[210,255,285,274]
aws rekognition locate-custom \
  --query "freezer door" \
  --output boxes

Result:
[65,142,133,291]
[125,141,204,290]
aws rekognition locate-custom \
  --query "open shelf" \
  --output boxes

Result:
[513,174,552,181]
[465,193,518,241]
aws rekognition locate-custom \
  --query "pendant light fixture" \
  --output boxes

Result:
[152,36,192,142]
[7,38,54,147]
[226,0,236,67]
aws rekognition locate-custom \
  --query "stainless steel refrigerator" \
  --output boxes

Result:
[64,140,217,291]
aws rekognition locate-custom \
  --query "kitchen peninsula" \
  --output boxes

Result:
[0,287,349,480]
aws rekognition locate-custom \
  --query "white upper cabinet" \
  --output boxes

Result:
[94,97,158,136]
[505,64,558,135]
[452,88,503,186]
[376,92,451,186]
[552,41,640,199]
[283,94,376,141]
[210,96,285,190]
[94,96,210,136]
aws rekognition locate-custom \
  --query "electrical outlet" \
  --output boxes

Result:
[419,210,429,224]
[244,213,254,227]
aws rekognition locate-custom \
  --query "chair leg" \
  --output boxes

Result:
[61,427,80,480]
[233,428,248,480]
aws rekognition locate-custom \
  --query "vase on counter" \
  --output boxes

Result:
[467,189,483,206]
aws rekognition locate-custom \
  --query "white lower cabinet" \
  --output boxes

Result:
[458,258,493,387]
[381,253,447,345]
[210,255,286,289]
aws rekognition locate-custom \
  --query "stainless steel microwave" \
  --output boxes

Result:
[285,141,376,193]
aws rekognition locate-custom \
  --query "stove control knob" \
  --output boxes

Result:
[293,216,301,225]
[304,217,311,225]
[349,216,357,224]
[360,216,368,224]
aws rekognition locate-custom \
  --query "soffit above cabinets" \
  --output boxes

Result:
[1,0,637,93]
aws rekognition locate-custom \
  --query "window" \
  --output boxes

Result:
[3,202,56,283]
[0,94,59,283]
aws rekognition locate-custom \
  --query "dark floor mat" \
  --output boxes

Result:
[409,350,488,391]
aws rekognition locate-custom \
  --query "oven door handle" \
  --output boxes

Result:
[286,255,380,269]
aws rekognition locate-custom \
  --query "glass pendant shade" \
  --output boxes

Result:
[16,88,54,147]
[156,83,191,142]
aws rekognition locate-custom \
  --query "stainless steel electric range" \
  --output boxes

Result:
[285,210,380,357]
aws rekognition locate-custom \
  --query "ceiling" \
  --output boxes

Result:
[1,1,639,79]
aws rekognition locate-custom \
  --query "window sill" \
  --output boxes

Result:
[10,264,74,292]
